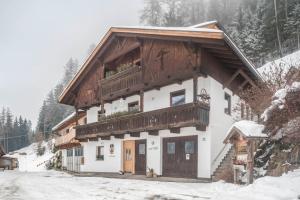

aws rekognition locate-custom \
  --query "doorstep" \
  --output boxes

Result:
[67,171,211,183]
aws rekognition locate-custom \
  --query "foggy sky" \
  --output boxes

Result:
[0,0,143,127]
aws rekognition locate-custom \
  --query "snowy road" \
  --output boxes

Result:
[0,170,300,200]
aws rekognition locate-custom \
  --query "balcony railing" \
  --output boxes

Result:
[55,131,78,147]
[100,65,143,100]
[75,102,209,139]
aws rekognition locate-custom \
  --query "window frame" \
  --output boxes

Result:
[224,92,231,115]
[96,146,104,161]
[128,101,139,113]
[170,89,186,107]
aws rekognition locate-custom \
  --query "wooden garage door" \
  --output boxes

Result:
[135,139,147,175]
[163,136,198,178]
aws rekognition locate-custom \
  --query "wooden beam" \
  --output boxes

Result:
[148,130,159,136]
[193,75,198,103]
[196,125,206,131]
[170,127,180,134]
[89,137,98,142]
[100,136,111,140]
[223,69,242,89]
[140,90,144,112]
[114,134,124,139]
[239,70,257,88]
[130,132,140,137]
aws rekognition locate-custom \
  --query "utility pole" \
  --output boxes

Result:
[274,0,283,57]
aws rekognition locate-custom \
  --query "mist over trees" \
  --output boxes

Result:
[36,58,79,139]
[0,107,32,152]
[140,0,300,66]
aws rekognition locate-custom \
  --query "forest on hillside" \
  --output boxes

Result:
[0,108,33,152]
[140,0,300,66]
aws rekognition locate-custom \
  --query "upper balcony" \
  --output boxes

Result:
[100,64,143,101]
[75,102,210,140]
[55,131,80,148]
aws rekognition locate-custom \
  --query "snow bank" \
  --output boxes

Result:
[7,141,54,172]
[211,169,300,200]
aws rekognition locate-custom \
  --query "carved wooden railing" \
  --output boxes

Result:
[100,65,143,100]
[75,102,209,139]
[55,131,77,147]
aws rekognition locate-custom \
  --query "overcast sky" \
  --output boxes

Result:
[0,0,143,127]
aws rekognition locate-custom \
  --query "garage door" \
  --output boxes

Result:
[163,135,198,178]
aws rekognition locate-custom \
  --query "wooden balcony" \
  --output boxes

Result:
[100,65,143,101]
[75,102,210,139]
[55,131,80,148]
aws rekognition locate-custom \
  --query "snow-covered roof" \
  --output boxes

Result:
[52,112,77,132]
[224,120,267,143]
[189,20,218,28]
[258,50,300,76]
[111,25,222,33]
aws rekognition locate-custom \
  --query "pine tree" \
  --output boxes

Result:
[140,0,164,26]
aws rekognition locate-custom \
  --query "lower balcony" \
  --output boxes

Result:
[75,102,209,140]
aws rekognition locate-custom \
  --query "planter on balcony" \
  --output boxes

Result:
[75,102,209,139]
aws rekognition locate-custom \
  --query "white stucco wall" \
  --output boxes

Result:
[80,138,122,173]
[86,106,101,123]
[104,95,140,115]
[144,79,194,112]
[61,149,67,168]
[204,77,238,173]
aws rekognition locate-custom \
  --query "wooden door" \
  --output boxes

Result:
[123,140,135,173]
[163,136,198,178]
[135,139,147,175]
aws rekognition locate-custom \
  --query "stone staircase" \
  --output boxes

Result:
[211,146,235,182]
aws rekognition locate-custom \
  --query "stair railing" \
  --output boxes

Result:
[212,143,230,167]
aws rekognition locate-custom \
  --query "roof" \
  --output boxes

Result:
[59,21,262,104]
[224,120,267,143]
[52,111,85,132]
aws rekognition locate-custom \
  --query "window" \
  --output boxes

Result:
[241,103,245,119]
[96,146,104,161]
[185,141,195,154]
[224,93,231,115]
[98,110,105,121]
[128,101,139,112]
[109,144,114,155]
[67,149,73,157]
[125,149,132,160]
[139,144,146,155]
[167,142,175,154]
[75,147,83,157]
[170,90,185,106]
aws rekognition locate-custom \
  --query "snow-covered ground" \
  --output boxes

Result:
[0,170,299,200]
[6,141,54,172]
[1,142,299,200]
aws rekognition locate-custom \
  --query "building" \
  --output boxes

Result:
[52,111,86,172]
[58,21,262,179]
[0,144,5,157]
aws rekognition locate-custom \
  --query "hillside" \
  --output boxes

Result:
[6,141,54,172]
[258,50,300,75]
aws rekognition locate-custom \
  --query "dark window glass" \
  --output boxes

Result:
[224,93,231,115]
[139,144,146,155]
[185,141,195,154]
[167,142,175,154]
[128,101,139,112]
[96,146,104,161]
[67,149,73,157]
[171,90,185,106]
